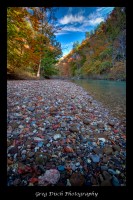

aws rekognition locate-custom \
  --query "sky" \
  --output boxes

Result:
[54,7,114,57]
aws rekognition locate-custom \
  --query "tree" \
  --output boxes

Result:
[85,32,90,39]
[7,7,62,78]
[73,41,80,51]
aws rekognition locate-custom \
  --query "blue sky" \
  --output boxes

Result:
[54,7,114,57]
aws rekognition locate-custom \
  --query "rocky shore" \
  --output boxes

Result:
[7,80,126,186]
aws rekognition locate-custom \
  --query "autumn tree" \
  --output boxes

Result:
[7,7,62,78]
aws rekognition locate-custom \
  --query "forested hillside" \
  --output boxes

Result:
[7,7,62,79]
[57,7,126,80]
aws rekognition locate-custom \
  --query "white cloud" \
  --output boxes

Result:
[89,17,104,25]
[96,7,106,12]
[59,14,84,25]
[62,26,82,32]
[55,31,69,36]
[57,7,113,35]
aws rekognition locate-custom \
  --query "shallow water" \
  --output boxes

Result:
[72,79,126,120]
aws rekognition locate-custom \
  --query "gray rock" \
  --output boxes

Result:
[103,147,113,155]
[102,171,112,180]
[112,145,121,151]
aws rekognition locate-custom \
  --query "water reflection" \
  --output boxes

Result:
[72,79,126,120]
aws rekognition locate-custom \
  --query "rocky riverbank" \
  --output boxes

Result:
[7,80,126,186]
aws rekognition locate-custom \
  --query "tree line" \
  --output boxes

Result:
[58,7,126,80]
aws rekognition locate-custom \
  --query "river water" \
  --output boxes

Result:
[72,79,126,120]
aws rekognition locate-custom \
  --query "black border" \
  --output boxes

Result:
[1,0,131,199]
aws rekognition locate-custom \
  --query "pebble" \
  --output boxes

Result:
[53,134,61,140]
[34,137,44,141]
[86,158,91,164]
[46,143,51,147]
[37,142,44,147]
[83,119,90,125]
[27,107,35,112]
[108,169,117,175]
[66,179,71,186]
[90,154,100,163]
[69,125,79,133]
[7,80,126,186]
[70,172,85,186]
[75,162,80,167]
[112,176,120,186]
[38,169,60,185]
[21,150,27,155]
[57,165,65,171]
[103,147,113,155]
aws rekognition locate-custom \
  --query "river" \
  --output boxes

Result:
[72,79,126,120]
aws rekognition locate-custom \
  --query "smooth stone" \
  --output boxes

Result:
[61,122,67,128]
[71,165,76,171]
[112,145,121,151]
[18,125,24,129]
[38,169,60,185]
[46,143,51,147]
[35,147,39,152]
[102,171,112,180]
[57,165,65,171]
[112,176,120,186]
[103,147,113,155]
[69,125,79,133]
[53,134,61,140]
[75,162,80,167]
[83,119,90,125]
[86,158,91,164]
[66,179,71,186]
[21,154,26,160]
[27,107,35,112]
[37,142,44,147]
[115,170,121,175]
[90,154,100,163]
[34,137,44,141]
[97,123,104,129]
[98,138,106,143]
[99,174,104,182]
[21,150,26,155]
[108,169,117,175]
[70,172,85,186]
[108,121,115,127]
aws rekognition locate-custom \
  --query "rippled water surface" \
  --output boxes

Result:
[72,79,126,120]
